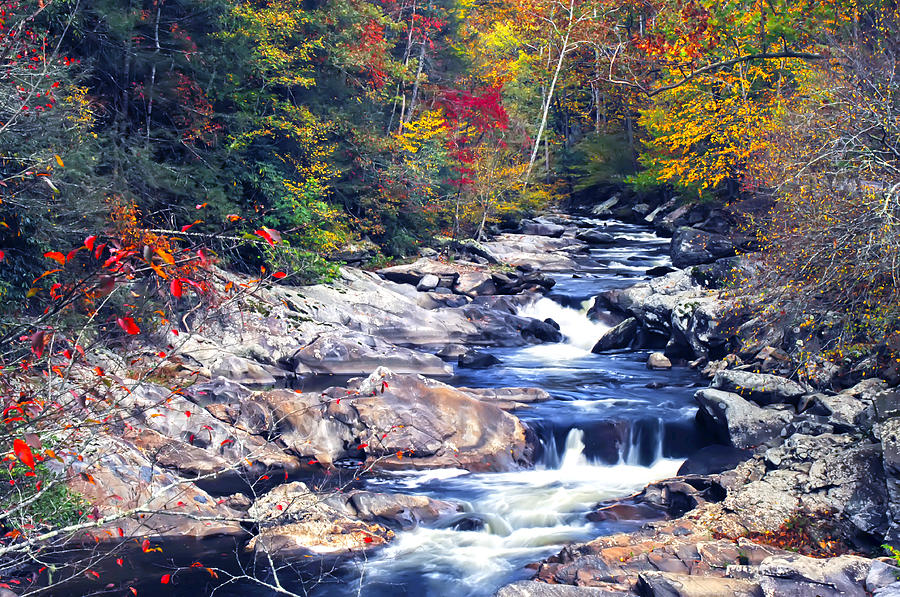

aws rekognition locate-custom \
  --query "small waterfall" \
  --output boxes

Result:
[517,297,609,351]
[558,428,588,470]
[621,419,666,466]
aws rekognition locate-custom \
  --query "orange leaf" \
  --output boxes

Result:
[226,214,241,222]
[155,248,175,265]
[43,251,65,265]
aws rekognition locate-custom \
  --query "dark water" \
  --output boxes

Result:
[84,220,707,597]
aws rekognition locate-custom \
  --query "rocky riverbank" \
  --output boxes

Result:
[492,199,900,596]
[24,201,900,597]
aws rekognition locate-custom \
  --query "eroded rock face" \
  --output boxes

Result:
[757,554,871,597]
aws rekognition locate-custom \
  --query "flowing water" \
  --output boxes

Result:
[143,219,706,597]
[300,220,708,597]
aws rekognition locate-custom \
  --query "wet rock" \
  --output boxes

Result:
[757,554,871,597]
[458,350,502,369]
[647,266,677,277]
[867,561,900,593]
[348,491,459,529]
[592,318,639,352]
[636,571,763,597]
[522,318,564,343]
[459,387,552,410]
[255,389,353,465]
[576,229,616,245]
[291,331,452,376]
[671,227,737,268]
[711,370,809,406]
[694,388,792,449]
[648,352,673,370]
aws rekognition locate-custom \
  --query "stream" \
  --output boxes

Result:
[304,220,708,596]
[129,219,707,597]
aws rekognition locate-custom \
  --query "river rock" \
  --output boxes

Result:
[378,258,461,287]
[711,370,809,406]
[757,554,871,597]
[592,317,639,352]
[455,271,497,296]
[495,581,618,596]
[647,352,673,370]
[880,417,900,543]
[576,229,615,245]
[520,218,567,237]
[62,433,245,540]
[636,571,762,597]
[247,482,393,557]
[458,350,501,369]
[336,368,533,471]
[291,331,452,376]
[348,491,460,529]
[481,234,584,271]
[417,273,441,291]
[694,388,792,449]
[670,227,737,268]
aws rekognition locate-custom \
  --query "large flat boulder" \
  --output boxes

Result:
[291,331,452,376]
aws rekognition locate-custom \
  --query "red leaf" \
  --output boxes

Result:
[117,317,140,335]
[116,558,123,567]
[0,250,5,262]
[118,527,125,537]
[141,539,151,552]
[254,229,275,246]
[363,536,374,543]
[30,330,46,358]
[197,249,209,267]
[220,439,233,447]
[43,251,65,265]
[181,220,202,232]
[160,574,171,584]
[170,279,183,298]
[272,271,287,279]
[66,247,81,262]
[84,235,96,251]
[129,587,138,596]
[12,439,35,471]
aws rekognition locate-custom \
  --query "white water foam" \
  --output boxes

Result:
[351,429,683,596]
[517,297,609,352]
